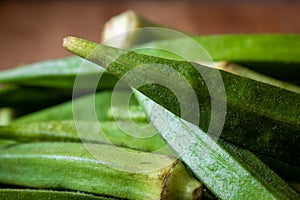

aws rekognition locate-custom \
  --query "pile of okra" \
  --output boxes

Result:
[0,10,300,200]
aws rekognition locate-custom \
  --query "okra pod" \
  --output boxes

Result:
[106,105,149,122]
[0,120,171,153]
[63,37,300,166]
[215,62,300,93]
[139,34,300,80]
[0,189,112,200]
[256,154,300,183]
[0,56,118,90]
[0,108,13,126]
[14,90,137,124]
[2,119,299,184]
[0,139,17,149]
[103,10,300,81]
[0,142,203,199]
[135,90,299,199]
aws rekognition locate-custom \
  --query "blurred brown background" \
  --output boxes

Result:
[1,1,300,70]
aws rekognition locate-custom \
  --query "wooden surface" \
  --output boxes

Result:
[1,1,300,69]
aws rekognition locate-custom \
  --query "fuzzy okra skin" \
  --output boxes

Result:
[0,189,112,200]
[0,120,170,153]
[135,90,300,200]
[0,142,203,200]
[63,36,300,166]
[0,56,118,90]
[2,119,300,184]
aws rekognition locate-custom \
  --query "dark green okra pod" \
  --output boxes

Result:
[63,37,300,166]
[134,90,300,200]
[0,86,73,116]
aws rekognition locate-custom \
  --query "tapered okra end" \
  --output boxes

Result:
[63,36,98,59]
[162,160,203,200]
[63,36,125,70]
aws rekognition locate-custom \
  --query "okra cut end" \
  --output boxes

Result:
[101,10,158,48]
[101,10,140,44]
[162,160,203,200]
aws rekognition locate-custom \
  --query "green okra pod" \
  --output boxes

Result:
[0,120,171,153]
[2,119,299,184]
[106,105,149,122]
[0,189,113,200]
[214,62,300,93]
[0,108,13,126]
[0,142,203,200]
[0,139,17,149]
[0,56,118,90]
[135,90,300,199]
[138,34,300,80]
[256,154,300,184]
[63,36,300,166]
[103,10,300,81]
[14,90,138,124]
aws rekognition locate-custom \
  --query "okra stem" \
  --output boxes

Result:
[102,10,159,48]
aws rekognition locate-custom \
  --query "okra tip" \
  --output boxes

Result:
[62,36,77,54]
[63,36,98,59]
[62,36,73,49]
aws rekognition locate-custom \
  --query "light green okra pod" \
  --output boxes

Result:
[103,10,300,81]
[0,56,118,90]
[0,120,171,153]
[0,139,17,149]
[13,90,138,124]
[0,189,113,200]
[0,142,203,200]
[1,119,299,185]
